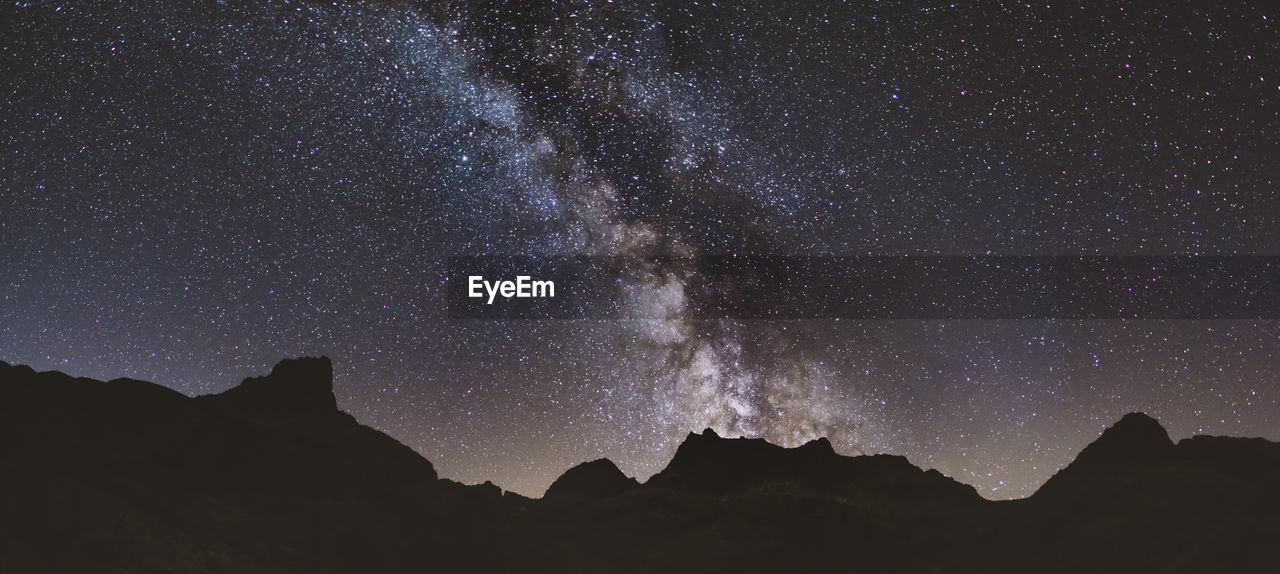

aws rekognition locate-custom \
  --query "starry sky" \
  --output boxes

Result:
[2,0,1279,499]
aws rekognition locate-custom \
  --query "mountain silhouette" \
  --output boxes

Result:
[543,458,640,501]
[0,357,509,573]
[1019,412,1280,573]
[209,356,339,415]
[647,428,979,503]
[2,358,1277,573]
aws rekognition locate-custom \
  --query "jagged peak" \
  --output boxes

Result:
[1084,412,1174,459]
[800,436,836,455]
[683,427,722,443]
[1034,412,1177,498]
[654,428,837,487]
[213,356,336,414]
[262,356,333,389]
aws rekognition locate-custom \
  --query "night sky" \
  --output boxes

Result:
[3,0,1279,499]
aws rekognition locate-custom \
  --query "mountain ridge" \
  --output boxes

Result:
[3,356,1274,500]
[2,357,1277,573]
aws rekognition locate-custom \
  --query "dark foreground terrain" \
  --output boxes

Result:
[2,357,1277,573]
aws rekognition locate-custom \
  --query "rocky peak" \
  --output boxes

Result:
[213,356,336,414]
[1076,412,1174,466]
[544,458,639,500]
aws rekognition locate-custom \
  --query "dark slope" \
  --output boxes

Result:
[1035,412,1176,497]
[2,359,1278,573]
[540,429,990,573]
[648,427,979,501]
[543,458,640,501]
[0,358,511,573]
[1008,412,1280,573]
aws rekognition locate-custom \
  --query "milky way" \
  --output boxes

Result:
[3,0,1279,498]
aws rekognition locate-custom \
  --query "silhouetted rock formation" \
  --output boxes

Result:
[1036,411,1277,502]
[0,358,507,573]
[1036,412,1174,492]
[211,356,338,415]
[2,358,1277,573]
[544,458,639,501]
[1016,412,1280,573]
[647,428,979,503]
